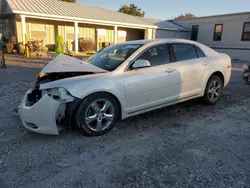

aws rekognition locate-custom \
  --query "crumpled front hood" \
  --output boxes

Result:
[40,54,107,74]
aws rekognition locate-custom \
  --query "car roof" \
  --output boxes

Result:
[122,38,201,45]
[121,38,218,57]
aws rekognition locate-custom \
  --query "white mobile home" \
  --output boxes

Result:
[173,12,250,61]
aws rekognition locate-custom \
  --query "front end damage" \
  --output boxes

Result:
[18,54,107,135]
[19,84,77,135]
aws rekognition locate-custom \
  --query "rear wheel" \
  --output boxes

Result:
[74,93,120,136]
[203,75,223,105]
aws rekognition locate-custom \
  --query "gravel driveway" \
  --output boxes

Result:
[0,59,250,188]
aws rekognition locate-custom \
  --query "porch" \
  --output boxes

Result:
[14,15,156,53]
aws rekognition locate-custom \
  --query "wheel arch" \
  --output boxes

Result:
[210,71,225,86]
[202,71,225,96]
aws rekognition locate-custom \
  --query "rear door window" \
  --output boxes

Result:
[171,44,198,61]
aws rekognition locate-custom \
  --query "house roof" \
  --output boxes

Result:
[142,17,189,31]
[6,0,156,28]
[173,11,250,21]
[5,0,188,31]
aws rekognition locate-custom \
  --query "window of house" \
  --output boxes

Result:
[30,23,46,39]
[172,44,198,61]
[191,25,199,41]
[213,24,223,41]
[242,22,250,41]
[195,46,206,57]
[118,30,127,43]
[65,27,75,40]
[136,44,171,67]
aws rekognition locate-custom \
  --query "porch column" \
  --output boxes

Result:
[152,28,156,39]
[74,21,79,53]
[114,25,118,44]
[21,15,26,44]
[145,28,153,40]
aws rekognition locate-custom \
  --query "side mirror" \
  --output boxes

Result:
[132,59,151,69]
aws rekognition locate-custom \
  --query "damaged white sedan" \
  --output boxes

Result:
[19,39,231,136]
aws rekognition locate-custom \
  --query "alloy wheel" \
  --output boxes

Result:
[208,80,222,101]
[85,99,115,131]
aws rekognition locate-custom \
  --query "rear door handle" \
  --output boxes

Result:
[202,62,209,66]
[165,68,176,73]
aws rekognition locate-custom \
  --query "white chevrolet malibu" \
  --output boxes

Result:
[19,39,231,136]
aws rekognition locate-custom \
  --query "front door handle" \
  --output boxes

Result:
[202,62,209,66]
[165,68,176,73]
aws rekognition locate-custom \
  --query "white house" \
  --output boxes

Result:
[0,0,187,52]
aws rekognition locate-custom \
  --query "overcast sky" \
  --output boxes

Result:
[77,0,250,19]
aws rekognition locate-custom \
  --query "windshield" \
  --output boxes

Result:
[86,43,142,71]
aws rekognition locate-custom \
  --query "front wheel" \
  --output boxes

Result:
[74,93,120,136]
[203,75,223,105]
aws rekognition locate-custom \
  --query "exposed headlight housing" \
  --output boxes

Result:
[42,88,75,102]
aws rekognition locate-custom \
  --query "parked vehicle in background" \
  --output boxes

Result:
[18,39,232,136]
[243,63,250,85]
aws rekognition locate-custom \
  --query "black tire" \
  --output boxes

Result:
[203,75,223,105]
[74,92,120,136]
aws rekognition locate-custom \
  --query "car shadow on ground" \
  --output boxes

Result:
[17,97,205,141]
